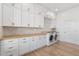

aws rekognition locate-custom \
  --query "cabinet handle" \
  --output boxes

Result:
[28,24,30,27]
[9,54,13,56]
[8,41,13,42]
[8,47,13,49]
[32,40,34,41]
[12,22,15,25]
[39,25,41,27]
[23,39,26,40]
[23,41,26,43]
[38,12,41,15]
[27,8,30,11]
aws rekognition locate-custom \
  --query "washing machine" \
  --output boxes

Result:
[46,32,58,46]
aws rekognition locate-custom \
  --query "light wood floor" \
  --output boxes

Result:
[25,41,79,56]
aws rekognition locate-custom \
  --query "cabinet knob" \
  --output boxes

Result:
[23,39,26,40]
[23,41,26,43]
[12,22,15,25]
[28,24,30,27]
[39,25,41,27]
[8,47,13,49]
[38,12,41,15]
[8,41,13,42]
[32,40,34,41]
[27,8,30,12]
[9,54,13,56]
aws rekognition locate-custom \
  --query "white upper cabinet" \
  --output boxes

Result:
[21,3,34,27]
[34,7,41,27]
[38,11,44,28]
[2,3,45,28]
[38,7,44,28]
[21,8,30,27]
[0,4,2,26]
[2,4,14,26]
[34,7,44,28]
[13,7,21,26]
[28,4,34,27]
[2,4,22,26]
[13,3,22,27]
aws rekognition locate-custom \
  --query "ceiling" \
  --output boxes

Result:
[39,3,79,13]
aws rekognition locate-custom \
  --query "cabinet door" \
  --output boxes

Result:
[28,37,35,51]
[34,7,44,28]
[33,36,40,49]
[40,13,44,28]
[34,36,40,49]
[33,7,40,27]
[38,10,44,28]
[0,4,2,26]
[0,39,18,56]
[42,35,46,46]
[19,38,30,55]
[2,5,14,26]
[39,36,44,47]
[29,5,34,27]
[13,7,21,26]
[38,35,46,48]
[21,9,30,27]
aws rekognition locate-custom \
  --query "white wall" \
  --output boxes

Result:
[56,6,79,45]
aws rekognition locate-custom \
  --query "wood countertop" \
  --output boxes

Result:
[0,32,48,41]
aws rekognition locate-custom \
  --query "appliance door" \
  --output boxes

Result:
[49,35,53,42]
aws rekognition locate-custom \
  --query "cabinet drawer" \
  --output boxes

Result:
[1,45,18,53]
[19,38,30,45]
[1,39,18,46]
[1,49,18,56]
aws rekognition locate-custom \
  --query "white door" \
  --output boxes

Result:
[0,4,2,26]
[33,7,40,27]
[33,36,39,50]
[38,36,44,48]
[2,4,14,26]
[42,35,46,46]
[19,38,30,56]
[35,7,44,28]
[28,37,36,51]
[21,9,30,27]
[0,39,18,56]
[39,13,44,28]
[29,5,34,27]
[13,7,21,26]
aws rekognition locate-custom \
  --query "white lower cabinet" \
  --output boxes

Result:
[38,35,46,48]
[18,35,46,56]
[29,37,36,51]
[19,37,31,56]
[0,39,18,56]
[0,35,47,56]
[33,36,39,50]
[41,35,47,46]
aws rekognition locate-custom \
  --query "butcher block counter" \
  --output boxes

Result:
[0,31,49,41]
